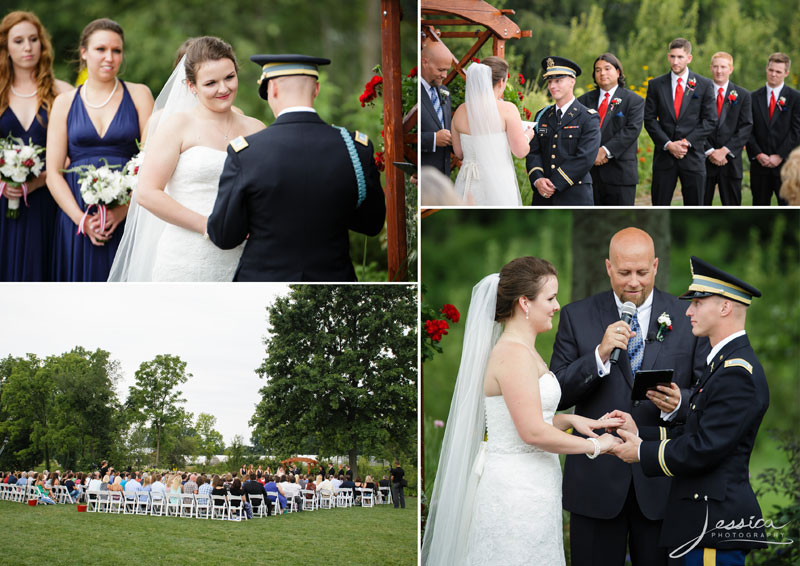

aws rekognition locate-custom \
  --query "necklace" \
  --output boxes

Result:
[82,78,119,109]
[210,114,234,141]
[10,85,36,98]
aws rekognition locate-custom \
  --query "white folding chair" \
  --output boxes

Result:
[359,487,374,508]
[335,488,352,508]
[150,492,166,516]
[107,491,123,513]
[227,494,246,521]
[211,495,228,520]
[0,484,9,501]
[265,491,281,515]
[85,489,101,512]
[300,489,317,511]
[194,493,211,519]
[179,493,195,518]
[318,488,334,509]
[379,486,391,505]
[248,493,266,518]
[56,485,75,504]
[135,491,151,515]
[123,491,138,514]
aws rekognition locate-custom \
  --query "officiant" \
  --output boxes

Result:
[206,54,386,282]
[526,56,601,206]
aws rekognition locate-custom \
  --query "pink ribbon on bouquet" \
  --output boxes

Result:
[76,203,107,236]
[0,180,30,206]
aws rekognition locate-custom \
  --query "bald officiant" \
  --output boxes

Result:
[206,54,386,282]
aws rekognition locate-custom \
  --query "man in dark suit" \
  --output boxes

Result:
[527,56,601,206]
[207,55,386,282]
[577,53,645,205]
[550,227,708,566]
[746,52,800,206]
[420,40,453,176]
[614,257,768,566]
[704,52,753,205]
[644,38,717,205]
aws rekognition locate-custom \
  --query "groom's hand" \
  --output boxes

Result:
[602,410,637,435]
[613,429,642,463]
[534,178,555,198]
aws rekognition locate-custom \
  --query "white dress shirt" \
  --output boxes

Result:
[706,81,731,157]
[277,106,317,117]
[665,69,692,149]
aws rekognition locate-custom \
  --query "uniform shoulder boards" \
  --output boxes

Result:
[724,358,753,374]
[586,108,598,114]
[354,131,369,147]
[230,136,249,153]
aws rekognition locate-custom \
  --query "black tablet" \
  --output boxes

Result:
[392,161,417,176]
[631,369,674,401]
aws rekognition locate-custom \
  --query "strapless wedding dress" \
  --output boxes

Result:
[454,133,521,206]
[150,146,243,281]
[464,371,566,566]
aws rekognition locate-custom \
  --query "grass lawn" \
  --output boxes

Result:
[0,498,417,566]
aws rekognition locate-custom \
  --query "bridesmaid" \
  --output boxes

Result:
[46,18,152,281]
[0,11,72,281]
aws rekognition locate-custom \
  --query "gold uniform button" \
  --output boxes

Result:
[552,144,556,149]
[551,164,555,169]
[693,493,699,500]
[551,154,556,158]
[554,134,558,139]
[569,134,573,138]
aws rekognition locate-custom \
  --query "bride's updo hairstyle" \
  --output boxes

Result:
[482,56,509,87]
[183,36,238,86]
[495,257,557,322]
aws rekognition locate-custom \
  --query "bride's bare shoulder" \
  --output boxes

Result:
[237,112,267,135]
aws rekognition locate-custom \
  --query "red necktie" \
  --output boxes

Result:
[717,87,724,118]
[769,91,776,120]
[598,92,610,125]
[674,77,684,118]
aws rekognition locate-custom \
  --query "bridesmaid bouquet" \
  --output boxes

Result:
[67,159,136,235]
[0,134,45,219]
[122,150,145,191]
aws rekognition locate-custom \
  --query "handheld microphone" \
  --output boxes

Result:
[610,301,637,365]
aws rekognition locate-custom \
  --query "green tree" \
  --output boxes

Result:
[195,413,224,470]
[126,354,191,467]
[250,285,417,480]
[227,434,246,471]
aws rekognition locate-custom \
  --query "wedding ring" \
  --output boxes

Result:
[616,327,622,333]
[664,395,669,402]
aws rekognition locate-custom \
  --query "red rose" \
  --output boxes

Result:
[425,319,450,342]
[523,108,531,119]
[407,66,417,78]
[374,151,385,172]
[518,73,525,85]
[517,91,524,101]
[471,57,480,63]
[441,304,460,323]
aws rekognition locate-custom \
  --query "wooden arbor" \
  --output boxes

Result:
[381,0,415,281]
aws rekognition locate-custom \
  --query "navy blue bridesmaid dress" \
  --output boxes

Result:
[52,81,139,281]
[0,107,58,281]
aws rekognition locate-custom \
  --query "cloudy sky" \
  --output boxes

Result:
[1,283,290,444]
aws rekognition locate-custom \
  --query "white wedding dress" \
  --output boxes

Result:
[464,371,566,566]
[455,132,520,205]
[150,146,243,281]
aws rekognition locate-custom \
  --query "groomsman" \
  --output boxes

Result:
[746,52,800,206]
[420,40,453,176]
[550,228,708,566]
[207,54,386,281]
[644,38,717,205]
[527,56,601,206]
[577,53,645,205]
[614,256,768,566]
[703,52,753,205]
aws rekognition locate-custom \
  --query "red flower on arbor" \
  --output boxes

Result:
[425,319,450,342]
[407,66,417,78]
[441,304,460,323]
[523,108,531,120]
[374,151,385,172]
[517,91,524,101]
[518,73,525,85]
[359,75,383,107]
[472,57,481,63]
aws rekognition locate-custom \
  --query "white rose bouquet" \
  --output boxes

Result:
[0,134,45,219]
[65,159,134,236]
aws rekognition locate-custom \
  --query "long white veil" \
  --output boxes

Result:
[108,56,198,281]
[421,273,502,565]
[459,63,521,206]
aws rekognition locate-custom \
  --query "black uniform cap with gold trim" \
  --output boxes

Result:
[679,256,762,306]
[541,56,581,80]
[251,54,331,100]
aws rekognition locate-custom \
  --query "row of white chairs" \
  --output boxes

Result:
[0,483,77,504]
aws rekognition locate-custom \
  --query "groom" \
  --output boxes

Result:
[207,54,386,281]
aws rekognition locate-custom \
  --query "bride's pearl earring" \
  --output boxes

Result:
[525,309,529,320]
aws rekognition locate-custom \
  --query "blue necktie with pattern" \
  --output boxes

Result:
[628,311,645,374]
[430,85,444,127]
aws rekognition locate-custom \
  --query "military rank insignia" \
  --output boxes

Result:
[230,136,249,152]
[355,131,369,146]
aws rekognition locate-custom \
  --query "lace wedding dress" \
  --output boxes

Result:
[150,146,243,281]
[455,133,520,205]
[464,371,566,566]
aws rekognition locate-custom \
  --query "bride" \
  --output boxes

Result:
[421,257,622,566]
[108,36,264,281]
[451,58,533,206]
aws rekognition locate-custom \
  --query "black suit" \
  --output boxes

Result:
[746,85,800,205]
[640,334,769,553]
[420,81,452,175]
[526,100,601,205]
[577,87,644,205]
[644,71,717,205]
[704,82,753,205]
[550,288,709,566]
[207,111,385,281]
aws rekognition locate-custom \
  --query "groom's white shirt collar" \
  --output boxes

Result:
[556,97,576,115]
[277,106,317,117]
[706,330,746,365]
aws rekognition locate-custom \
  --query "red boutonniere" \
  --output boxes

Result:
[778,96,787,110]
[610,97,622,106]
[687,78,696,90]
[728,90,738,103]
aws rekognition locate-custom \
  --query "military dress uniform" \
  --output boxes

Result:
[206,55,386,282]
[526,57,601,206]
[638,257,769,565]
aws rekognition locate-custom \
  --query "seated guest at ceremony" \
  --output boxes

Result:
[125,472,141,493]
[243,472,271,516]
[211,477,227,500]
[16,472,27,486]
[264,474,287,511]
[332,474,343,490]
[151,473,167,498]
[196,476,211,505]
[228,478,249,517]
[169,475,183,504]
[35,474,56,505]
[183,473,198,495]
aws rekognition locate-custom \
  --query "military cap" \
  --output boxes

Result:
[541,56,581,80]
[251,54,331,100]
[679,256,762,305]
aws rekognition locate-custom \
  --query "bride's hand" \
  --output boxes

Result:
[570,414,624,438]
[601,410,638,435]
[597,432,623,454]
